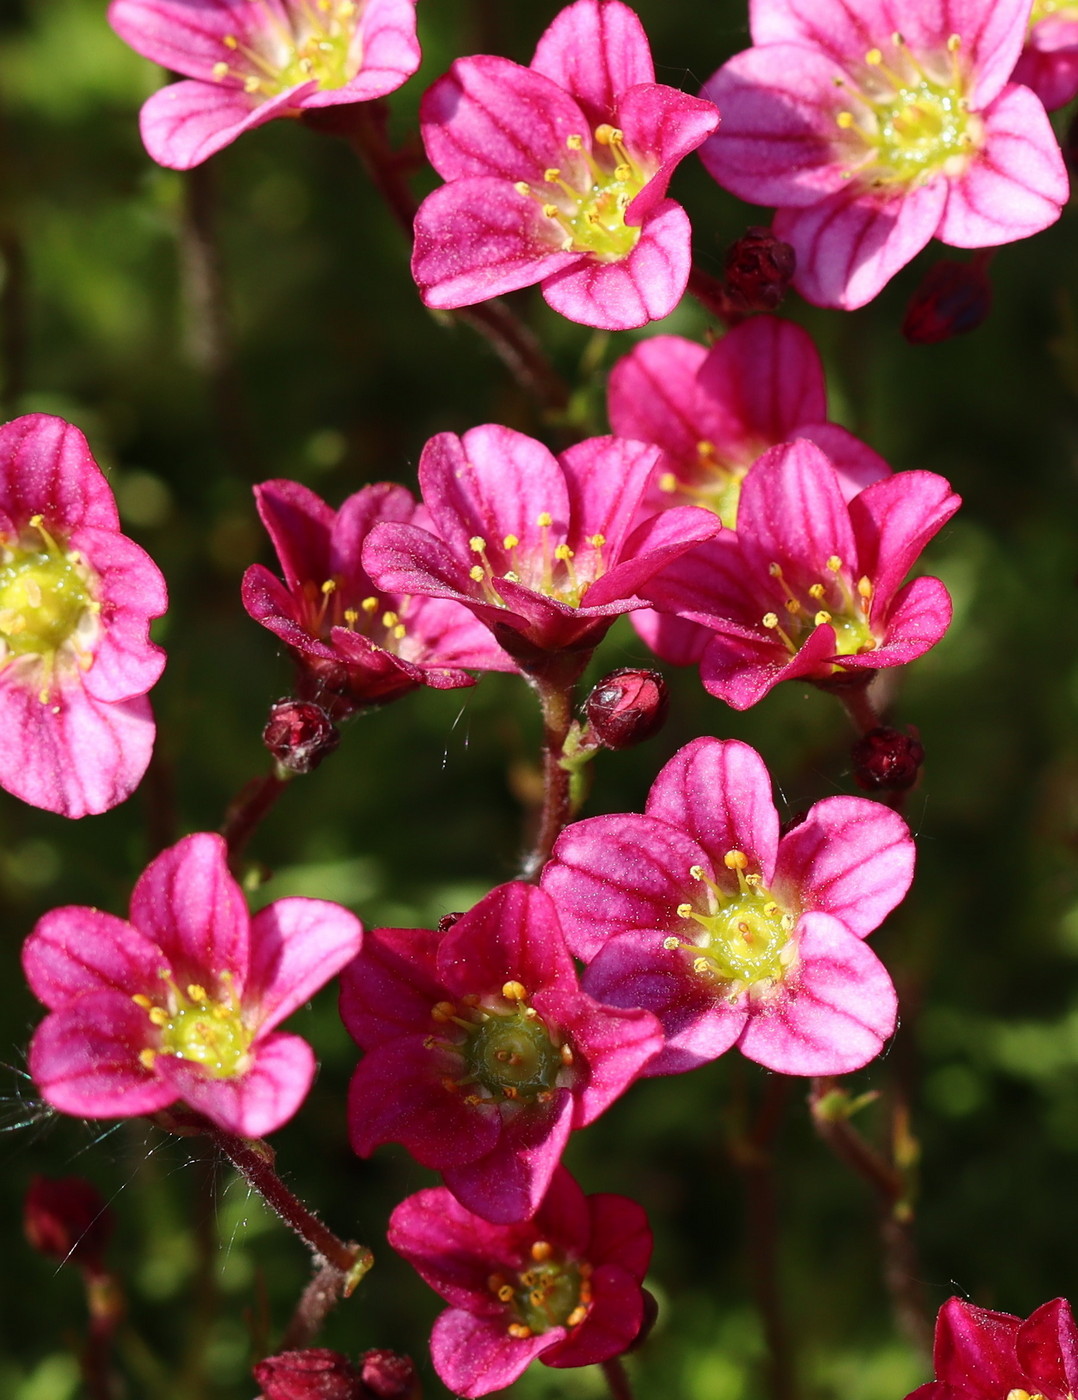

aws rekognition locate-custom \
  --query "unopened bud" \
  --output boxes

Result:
[585,668,669,750]
[359,1350,420,1399]
[263,699,341,774]
[253,1349,362,1400]
[24,1175,113,1275]
[851,726,925,791]
[625,1288,660,1353]
[437,912,464,932]
[902,258,991,345]
[724,227,796,311]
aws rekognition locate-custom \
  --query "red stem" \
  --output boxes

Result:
[219,767,289,864]
[520,659,584,879]
[601,1356,635,1400]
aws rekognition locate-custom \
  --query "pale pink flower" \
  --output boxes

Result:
[0,414,166,817]
[1014,2,1078,111]
[700,0,1068,308]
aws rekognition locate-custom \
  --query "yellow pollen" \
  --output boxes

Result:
[361,596,378,613]
[814,610,833,626]
[866,47,882,64]
[514,181,531,196]
[343,608,358,626]
[498,1284,515,1303]
[469,566,485,583]
[826,556,842,572]
[212,61,230,78]
[139,1048,157,1069]
[224,33,238,47]
[762,611,779,629]
[589,533,606,548]
[837,111,855,128]
[321,579,336,595]
[808,582,826,599]
[131,994,153,1009]
[537,512,553,527]
[553,544,573,561]
[381,611,398,629]
[858,576,873,598]
[501,980,527,1002]
[658,473,679,493]
[531,1240,553,1262]
[469,536,486,553]
[566,134,584,150]
[724,850,748,871]
[507,1324,532,1339]
[566,1305,588,1327]
[148,1007,169,1027]
[664,934,683,948]
[544,168,561,182]
[503,534,519,549]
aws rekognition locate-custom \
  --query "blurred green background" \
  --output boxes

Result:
[1,0,1078,1396]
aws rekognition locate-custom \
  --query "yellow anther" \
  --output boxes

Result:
[381,611,399,629]
[693,956,712,976]
[553,543,574,561]
[947,33,961,51]
[566,134,584,150]
[531,1240,554,1262]
[837,111,855,128]
[675,904,694,920]
[664,935,682,949]
[149,1007,169,1027]
[501,980,527,1002]
[866,47,882,64]
[224,33,238,47]
[431,1000,457,1022]
[595,124,623,145]
[498,1284,515,1302]
[343,608,358,625]
[503,534,519,549]
[469,536,486,553]
[724,850,749,871]
[508,1323,533,1339]
[393,624,405,640]
[139,1048,157,1069]
[537,512,553,527]
[560,1043,574,1065]
[321,579,336,596]
[469,565,485,583]
[187,984,208,1002]
[814,610,833,626]
[514,181,532,196]
[768,561,784,577]
[544,168,561,182]
[613,162,632,180]
[566,1305,588,1327]
[542,200,560,215]
[132,994,153,1009]
[589,533,606,548]
[212,61,230,79]
[826,555,843,572]
[808,582,826,599]
[762,612,779,629]
[658,473,679,493]
[892,30,905,45]
[689,864,705,880]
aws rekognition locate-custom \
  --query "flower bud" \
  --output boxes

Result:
[585,668,669,750]
[253,1349,362,1400]
[358,1350,420,1399]
[851,726,925,792]
[263,699,341,774]
[24,1174,113,1275]
[724,227,796,311]
[902,259,991,345]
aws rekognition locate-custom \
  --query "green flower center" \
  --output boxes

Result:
[760,556,878,663]
[0,519,98,697]
[514,125,647,262]
[658,441,756,528]
[212,0,361,99]
[488,1240,593,1340]
[1029,0,1078,24]
[138,975,253,1079]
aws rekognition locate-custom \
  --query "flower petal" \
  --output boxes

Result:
[138,78,315,171]
[0,415,119,531]
[245,898,363,1032]
[531,0,655,124]
[430,1308,551,1398]
[23,908,165,1011]
[155,1030,316,1137]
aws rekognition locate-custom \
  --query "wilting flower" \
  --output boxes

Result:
[906,1296,1078,1400]
[699,0,1068,308]
[24,832,363,1138]
[0,414,166,817]
[607,315,889,527]
[361,425,721,673]
[341,882,662,1223]
[1014,3,1078,112]
[242,479,513,717]
[108,0,421,169]
[389,1168,652,1397]
[412,0,719,329]
[542,737,912,1076]
[638,439,960,710]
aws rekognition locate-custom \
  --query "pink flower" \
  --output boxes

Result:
[906,1297,1078,1400]
[0,414,166,817]
[389,1168,652,1398]
[23,832,363,1138]
[638,438,960,709]
[361,425,722,673]
[340,882,662,1223]
[108,0,420,170]
[607,316,890,527]
[542,737,913,1077]
[1014,4,1078,112]
[411,0,719,329]
[242,479,513,717]
[699,0,1068,308]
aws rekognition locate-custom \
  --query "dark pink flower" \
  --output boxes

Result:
[341,882,662,1223]
[906,1297,1078,1400]
[243,479,513,717]
[1014,4,1078,112]
[542,736,912,1076]
[108,0,420,170]
[411,0,719,330]
[0,414,166,817]
[607,316,890,527]
[637,438,960,709]
[699,0,1068,308]
[361,425,721,672]
[389,1168,652,1398]
[23,832,363,1138]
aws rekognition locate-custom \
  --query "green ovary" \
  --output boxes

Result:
[692,890,790,984]
[564,173,643,259]
[465,1011,561,1102]
[159,989,253,1078]
[274,26,354,91]
[829,609,876,657]
[0,547,91,657]
[514,1260,584,1333]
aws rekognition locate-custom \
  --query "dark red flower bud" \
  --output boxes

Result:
[902,258,992,345]
[724,227,796,311]
[263,699,341,774]
[437,911,464,932]
[253,1349,363,1400]
[358,1350,420,1400]
[851,726,925,792]
[585,668,669,750]
[626,1288,660,1353]
[24,1175,113,1274]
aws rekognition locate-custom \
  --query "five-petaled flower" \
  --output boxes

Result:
[699,0,1068,308]
[389,1168,652,1398]
[411,0,719,329]
[0,414,167,818]
[905,1296,1078,1400]
[24,832,363,1138]
[242,479,513,718]
[341,881,663,1223]
[637,438,960,710]
[108,0,421,169]
[542,736,912,1076]
[360,424,722,675]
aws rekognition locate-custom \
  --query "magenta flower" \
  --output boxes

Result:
[361,425,722,673]
[638,438,960,709]
[411,0,719,330]
[242,479,513,717]
[542,736,913,1076]
[389,1168,652,1398]
[0,414,166,818]
[1014,4,1078,112]
[699,0,1068,308]
[341,881,662,1223]
[906,1297,1078,1400]
[607,316,890,527]
[23,832,363,1138]
[108,0,420,170]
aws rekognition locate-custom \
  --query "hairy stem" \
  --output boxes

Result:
[521,661,581,879]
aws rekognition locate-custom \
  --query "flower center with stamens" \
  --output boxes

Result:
[760,557,877,660]
[302,581,409,654]
[429,982,571,1106]
[514,126,648,262]
[136,974,253,1079]
[212,0,360,100]
[833,35,979,188]
[489,1240,593,1339]
[658,441,753,527]
[665,851,795,988]
[467,517,607,610]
